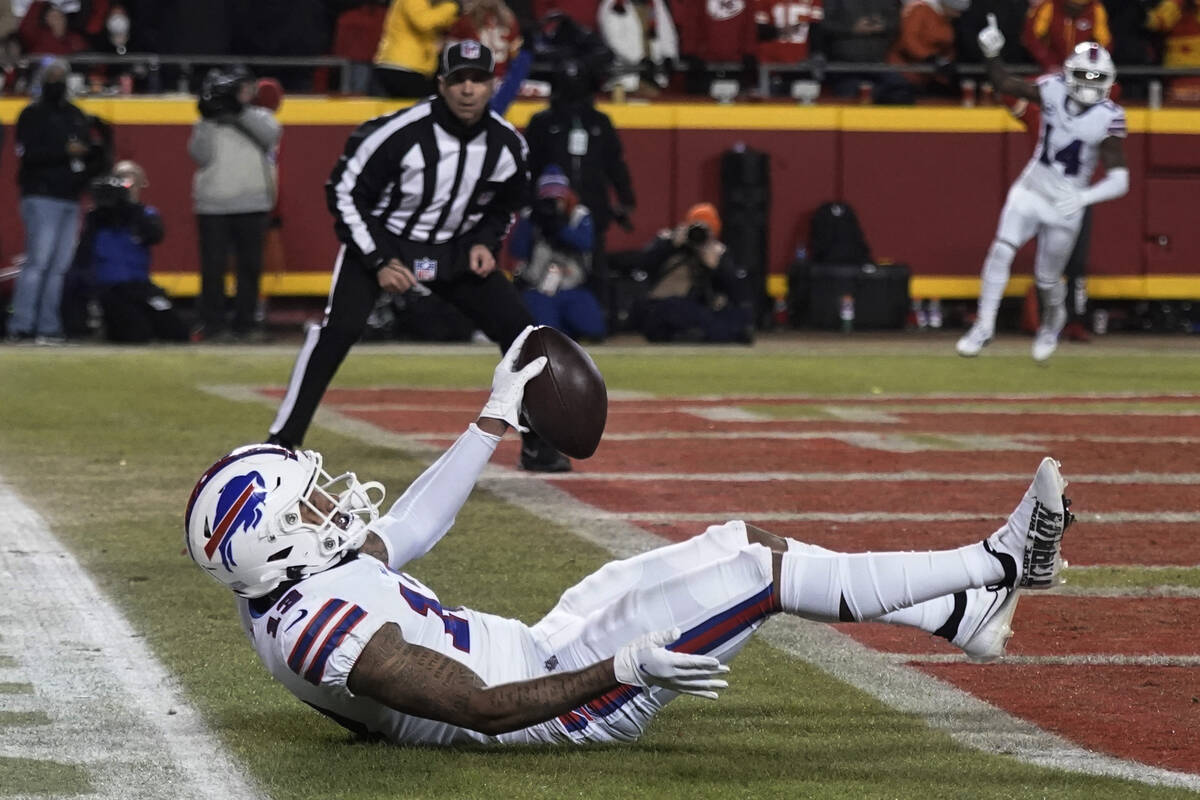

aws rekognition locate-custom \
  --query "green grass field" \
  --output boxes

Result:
[2,335,1199,799]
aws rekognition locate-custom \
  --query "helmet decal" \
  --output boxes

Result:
[206,471,268,571]
[184,445,383,598]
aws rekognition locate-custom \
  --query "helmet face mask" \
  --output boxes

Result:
[184,446,384,598]
[1063,43,1115,106]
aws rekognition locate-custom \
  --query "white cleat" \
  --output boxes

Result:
[956,323,994,357]
[953,585,1021,663]
[1031,327,1060,362]
[987,456,1073,590]
[1032,303,1067,363]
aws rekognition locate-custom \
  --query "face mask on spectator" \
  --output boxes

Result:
[107,10,129,52]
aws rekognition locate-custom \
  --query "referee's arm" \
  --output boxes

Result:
[325,128,402,272]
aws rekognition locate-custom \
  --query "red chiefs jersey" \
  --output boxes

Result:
[679,0,758,63]
[1023,0,1112,72]
[753,0,823,63]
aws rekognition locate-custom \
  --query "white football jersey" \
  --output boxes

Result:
[237,555,564,746]
[1018,74,1127,197]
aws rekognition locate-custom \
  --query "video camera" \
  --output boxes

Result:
[198,65,252,119]
[90,174,133,210]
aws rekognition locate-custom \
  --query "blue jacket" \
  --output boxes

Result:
[79,204,164,286]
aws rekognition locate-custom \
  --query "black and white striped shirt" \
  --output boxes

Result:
[325,95,530,269]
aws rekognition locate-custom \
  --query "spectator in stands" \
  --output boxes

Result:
[18,1,87,56]
[0,3,19,42]
[888,0,969,100]
[1023,0,1111,72]
[676,0,758,94]
[532,0,599,28]
[524,50,635,323]
[449,0,523,78]
[74,161,189,343]
[373,0,463,97]
[753,0,827,96]
[1146,0,1200,102]
[953,0,1030,64]
[126,0,225,55]
[821,0,901,99]
[632,203,754,344]
[597,0,679,97]
[1101,0,1157,100]
[189,66,282,342]
[7,58,101,344]
[332,0,390,94]
[510,165,607,341]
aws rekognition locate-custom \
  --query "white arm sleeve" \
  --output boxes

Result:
[1080,167,1129,207]
[369,423,501,570]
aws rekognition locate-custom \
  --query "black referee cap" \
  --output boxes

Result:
[441,40,495,78]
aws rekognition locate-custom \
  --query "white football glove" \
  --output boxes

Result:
[978,13,1005,59]
[613,628,730,700]
[1055,189,1085,219]
[479,325,546,432]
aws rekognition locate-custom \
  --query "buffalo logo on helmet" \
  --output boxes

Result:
[204,471,268,572]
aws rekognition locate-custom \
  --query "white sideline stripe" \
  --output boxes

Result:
[249,399,1200,791]
[0,479,265,800]
[890,653,1200,666]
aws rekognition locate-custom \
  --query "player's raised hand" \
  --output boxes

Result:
[978,13,1005,59]
[613,628,730,699]
[480,325,546,431]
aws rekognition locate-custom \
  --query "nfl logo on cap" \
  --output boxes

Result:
[444,39,495,76]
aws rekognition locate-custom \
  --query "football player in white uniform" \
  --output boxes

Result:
[186,326,1073,747]
[957,15,1129,362]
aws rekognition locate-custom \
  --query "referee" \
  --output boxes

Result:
[267,40,570,472]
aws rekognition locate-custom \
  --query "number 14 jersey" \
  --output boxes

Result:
[1019,74,1127,197]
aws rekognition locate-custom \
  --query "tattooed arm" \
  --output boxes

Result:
[347,623,618,736]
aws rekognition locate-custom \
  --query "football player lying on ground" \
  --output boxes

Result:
[185,326,1073,745]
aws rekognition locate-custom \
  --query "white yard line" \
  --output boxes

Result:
[213,387,1200,791]
[488,470,1200,484]
[0,479,265,800]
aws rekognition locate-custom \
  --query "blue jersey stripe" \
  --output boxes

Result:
[287,599,346,674]
[304,606,367,685]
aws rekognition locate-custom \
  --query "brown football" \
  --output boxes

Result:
[515,326,607,459]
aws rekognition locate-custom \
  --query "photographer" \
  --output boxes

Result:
[523,30,634,318]
[633,203,754,344]
[75,161,188,343]
[509,165,607,342]
[189,65,282,342]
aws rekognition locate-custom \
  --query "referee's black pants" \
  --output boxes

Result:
[269,247,534,448]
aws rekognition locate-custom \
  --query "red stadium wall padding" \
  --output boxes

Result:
[0,107,1195,292]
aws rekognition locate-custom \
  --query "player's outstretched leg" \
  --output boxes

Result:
[777,457,1072,660]
[875,456,1073,661]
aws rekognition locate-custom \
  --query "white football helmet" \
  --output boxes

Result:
[184,445,384,598]
[1063,42,1116,106]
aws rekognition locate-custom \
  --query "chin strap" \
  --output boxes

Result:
[1080,167,1129,207]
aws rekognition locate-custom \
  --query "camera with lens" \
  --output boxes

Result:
[685,222,711,247]
[91,174,133,209]
[198,66,251,119]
